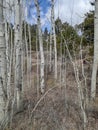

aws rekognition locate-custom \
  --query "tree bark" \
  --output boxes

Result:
[14,0,22,110]
[0,0,7,123]
[91,0,98,99]
[51,0,57,79]
[34,0,45,94]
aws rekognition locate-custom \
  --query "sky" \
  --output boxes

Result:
[54,0,94,25]
[5,0,94,30]
[56,0,94,24]
[25,0,94,31]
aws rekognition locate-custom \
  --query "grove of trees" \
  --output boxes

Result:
[0,0,98,130]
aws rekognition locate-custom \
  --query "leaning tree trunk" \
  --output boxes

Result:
[51,0,57,79]
[0,0,7,123]
[91,0,98,100]
[14,0,22,110]
[34,0,45,94]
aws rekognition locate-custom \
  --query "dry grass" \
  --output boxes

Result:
[5,53,98,130]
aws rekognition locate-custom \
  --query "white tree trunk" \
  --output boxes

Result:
[14,0,22,110]
[7,27,13,99]
[51,0,57,79]
[91,0,98,99]
[4,18,10,99]
[0,0,7,122]
[45,38,49,79]
[36,30,40,98]
[34,0,45,94]
[4,0,11,100]
[49,29,52,72]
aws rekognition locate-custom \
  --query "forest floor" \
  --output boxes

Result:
[7,51,98,130]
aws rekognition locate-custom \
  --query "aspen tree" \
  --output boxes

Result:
[91,0,98,99]
[0,0,7,122]
[51,0,57,79]
[49,31,52,72]
[4,0,11,99]
[14,0,22,110]
[36,29,40,97]
[61,32,88,130]
[34,0,45,94]
[45,38,49,79]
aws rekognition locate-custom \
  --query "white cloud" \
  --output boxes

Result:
[45,0,94,26]
[56,0,94,25]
